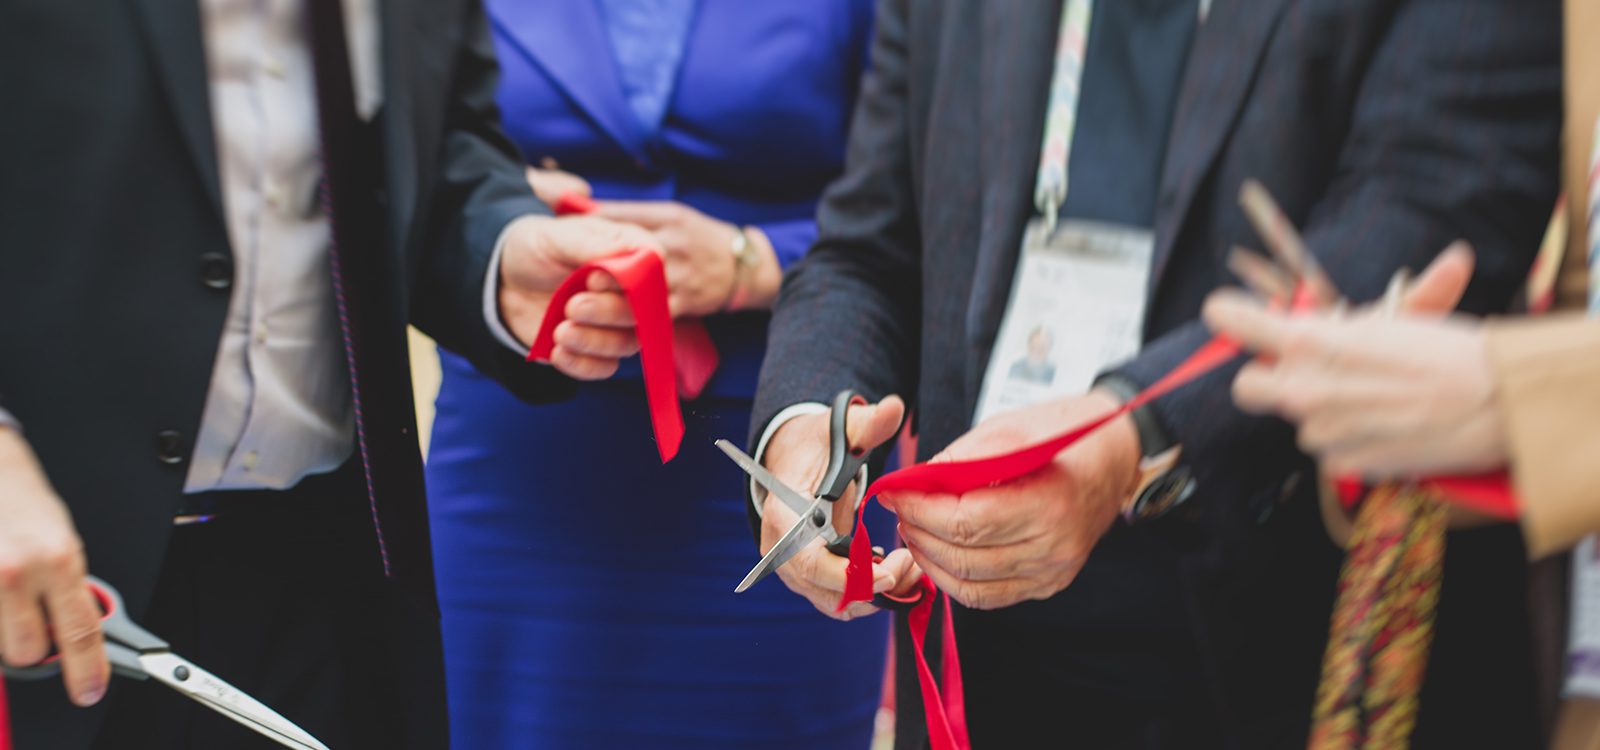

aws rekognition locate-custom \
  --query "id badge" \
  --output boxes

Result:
[973,218,1154,425]
[1567,536,1600,697]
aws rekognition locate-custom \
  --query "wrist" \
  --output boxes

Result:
[1085,388,1143,499]
[739,226,782,311]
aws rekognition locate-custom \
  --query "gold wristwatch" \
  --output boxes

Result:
[725,225,759,311]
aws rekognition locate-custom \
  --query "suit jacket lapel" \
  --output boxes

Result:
[130,0,224,220]
[487,0,650,163]
[382,0,418,257]
[1149,0,1291,294]
[963,1,1062,411]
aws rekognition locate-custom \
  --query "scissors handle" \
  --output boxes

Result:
[0,576,166,681]
[818,390,872,502]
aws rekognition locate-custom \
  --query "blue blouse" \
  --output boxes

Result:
[598,0,698,130]
[485,0,876,398]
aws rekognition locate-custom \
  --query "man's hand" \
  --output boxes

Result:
[593,201,783,316]
[497,214,662,380]
[883,390,1140,611]
[1203,243,1504,479]
[0,427,108,706]
[760,396,918,620]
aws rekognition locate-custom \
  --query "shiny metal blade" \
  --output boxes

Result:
[734,498,828,593]
[714,440,819,519]
[141,652,331,750]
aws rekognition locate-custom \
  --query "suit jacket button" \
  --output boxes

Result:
[199,253,233,290]
[155,430,186,465]
[1160,186,1180,212]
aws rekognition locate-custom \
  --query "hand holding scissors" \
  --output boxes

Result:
[3,576,330,750]
[717,390,923,620]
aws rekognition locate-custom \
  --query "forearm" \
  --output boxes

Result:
[408,0,574,403]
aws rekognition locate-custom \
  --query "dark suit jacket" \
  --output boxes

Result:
[0,1,561,746]
[753,0,1562,747]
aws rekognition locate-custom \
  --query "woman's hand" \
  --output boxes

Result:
[594,201,783,317]
[523,163,593,208]
[1203,243,1505,479]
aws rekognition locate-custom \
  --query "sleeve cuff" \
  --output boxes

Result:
[749,402,830,517]
[0,407,17,433]
[482,217,538,357]
[1484,315,1600,557]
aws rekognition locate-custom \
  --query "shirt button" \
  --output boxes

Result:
[254,325,268,345]
[263,57,287,79]
[155,430,186,465]
[264,181,287,210]
[199,253,232,290]
[242,451,259,471]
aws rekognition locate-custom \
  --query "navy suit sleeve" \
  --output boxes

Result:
[1108,0,1562,515]
[410,0,577,405]
[750,0,923,447]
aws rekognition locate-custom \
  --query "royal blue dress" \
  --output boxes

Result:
[425,1,887,747]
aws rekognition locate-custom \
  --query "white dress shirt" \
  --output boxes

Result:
[186,0,382,492]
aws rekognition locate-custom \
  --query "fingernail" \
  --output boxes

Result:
[77,684,106,706]
[873,575,895,593]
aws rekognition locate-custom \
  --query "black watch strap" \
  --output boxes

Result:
[1094,374,1174,459]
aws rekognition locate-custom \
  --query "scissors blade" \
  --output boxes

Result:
[734,498,828,593]
[139,652,331,750]
[1238,179,1340,305]
[714,440,820,518]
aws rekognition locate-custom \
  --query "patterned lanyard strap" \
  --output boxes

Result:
[1033,0,1094,234]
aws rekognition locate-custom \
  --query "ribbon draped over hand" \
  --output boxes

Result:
[840,290,1519,749]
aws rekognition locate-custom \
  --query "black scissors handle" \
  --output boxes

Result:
[2,576,165,681]
[817,390,872,503]
[811,389,920,611]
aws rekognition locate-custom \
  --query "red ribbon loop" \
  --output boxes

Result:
[549,191,720,401]
[527,248,698,462]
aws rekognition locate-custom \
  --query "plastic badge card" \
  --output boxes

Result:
[973,218,1154,424]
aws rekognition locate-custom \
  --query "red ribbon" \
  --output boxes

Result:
[529,248,716,462]
[0,674,11,750]
[843,291,1521,748]
[549,191,721,402]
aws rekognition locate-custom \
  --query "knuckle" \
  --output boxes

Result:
[43,541,84,577]
[949,550,975,582]
[57,620,102,653]
[1282,328,1323,360]
[951,508,981,547]
[959,584,991,611]
[0,560,24,591]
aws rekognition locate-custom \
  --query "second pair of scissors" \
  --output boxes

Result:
[715,389,922,610]
[2,576,329,750]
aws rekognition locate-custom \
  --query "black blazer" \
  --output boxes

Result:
[0,1,562,745]
[753,0,1561,747]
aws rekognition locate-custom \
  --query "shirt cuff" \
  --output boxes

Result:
[0,406,17,433]
[483,217,538,357]
[750,402,829,517]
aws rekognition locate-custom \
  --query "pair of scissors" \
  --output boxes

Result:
[715,390,922,610]
[2,576,331,750]
[1230,179,1411,310]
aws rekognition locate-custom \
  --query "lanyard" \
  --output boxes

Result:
[1033,0,1094,235]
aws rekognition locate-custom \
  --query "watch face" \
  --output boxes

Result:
[1133,468,1196,521]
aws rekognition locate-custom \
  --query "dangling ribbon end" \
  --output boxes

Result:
[837,519,876,612]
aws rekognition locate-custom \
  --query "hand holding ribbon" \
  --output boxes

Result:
[549,191,721,400]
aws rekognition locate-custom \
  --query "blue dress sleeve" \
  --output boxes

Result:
[752,216,820,270]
